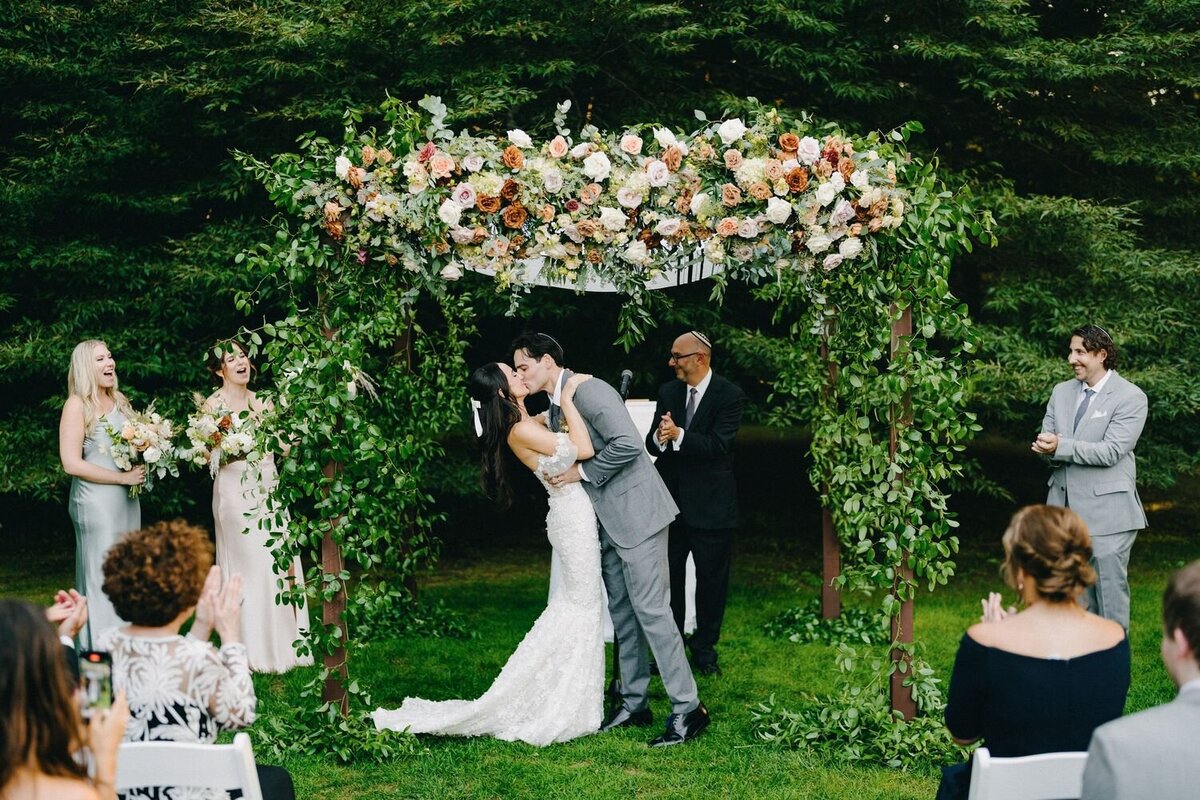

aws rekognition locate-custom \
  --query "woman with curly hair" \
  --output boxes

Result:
[0,598,128,800]
[98,519,294,800]
[936,504,1131,799]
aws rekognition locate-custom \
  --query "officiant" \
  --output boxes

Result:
[646,331,746,676]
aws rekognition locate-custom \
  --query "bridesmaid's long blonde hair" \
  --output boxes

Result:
[66,339,132,432]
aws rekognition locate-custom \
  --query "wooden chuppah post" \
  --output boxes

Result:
[818,321,841,620]
[888,302,917,719]
[320,320,350,714]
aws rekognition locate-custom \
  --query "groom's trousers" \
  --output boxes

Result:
[600,524,699,716]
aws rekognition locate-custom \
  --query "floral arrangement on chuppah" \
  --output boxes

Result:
[296,99,908,306]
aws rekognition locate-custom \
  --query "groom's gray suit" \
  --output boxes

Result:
[1042,370,1147,628]
[549,370,699,715]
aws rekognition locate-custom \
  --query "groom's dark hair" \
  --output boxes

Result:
[510,331,564,366]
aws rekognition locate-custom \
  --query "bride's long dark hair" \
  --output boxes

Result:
[469,363,523,508]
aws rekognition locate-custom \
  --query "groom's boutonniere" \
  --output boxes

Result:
[559,420,569,434]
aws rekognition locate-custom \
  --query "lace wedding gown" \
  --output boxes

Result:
[372,434,604,746]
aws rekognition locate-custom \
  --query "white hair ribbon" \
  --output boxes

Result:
[471,399,483,437]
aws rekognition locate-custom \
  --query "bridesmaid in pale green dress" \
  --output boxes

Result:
[58,339,144,648]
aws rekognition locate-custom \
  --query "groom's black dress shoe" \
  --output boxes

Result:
[649,702,709,747]
[600,706,653,732]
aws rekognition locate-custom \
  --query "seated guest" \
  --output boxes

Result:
[98,519,294,800]
[1081,559,1200,800]
[0,598,129,800]
[937,505,1130,800]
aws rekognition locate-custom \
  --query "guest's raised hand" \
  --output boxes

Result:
[191,565,221,642]
[47,588,89,638]
[980,592,1015,624]
[562,373,592,402]
[213,571,244,644]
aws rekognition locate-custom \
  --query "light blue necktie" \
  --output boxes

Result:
[1073,388,1095,432]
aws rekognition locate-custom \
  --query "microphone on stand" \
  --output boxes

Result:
[618,369,633,400]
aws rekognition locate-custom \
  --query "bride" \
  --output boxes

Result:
[372,363,604,746]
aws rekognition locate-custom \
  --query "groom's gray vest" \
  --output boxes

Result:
[551,371,678,548]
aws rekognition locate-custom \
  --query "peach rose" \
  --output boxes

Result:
[385,253,398,266]
[764,159,785,182]
[620,134,643,155]
[748,182,772,201]
[348,167,365,190]
[815,159,834,179]
[538,204,555,222]
[473,226,488,244]
[778,133,800,153]
[716,217,740,237]
[476,195,502,214]
[429,153,455,180]
[501,145,525,170]
[586,249,604,264]
[579,183,602,205]
[576,219,600,238]
[785,167,810,193]
[674,190,692,215]
[662,145,683,172]
[361,145,377,166]
[849,223,863,236]
[837,156,856,182]
[720,182,742,207]
[723,149,743,170]
[377,148,394,165]
[501,204,528,229]
[548,135,569,159]
[325,218,344,240]
[323,201,342,223]
[694,141,716,161]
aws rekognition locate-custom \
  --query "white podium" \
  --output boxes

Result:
[547,399,696,642]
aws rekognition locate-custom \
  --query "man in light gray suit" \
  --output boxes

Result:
[511,332,708,746]
[1034,325,1147,629]
[1081,560,1200,800]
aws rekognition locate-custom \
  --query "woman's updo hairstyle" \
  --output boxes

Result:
[468,363,522,507]
[1001,504,1096,603]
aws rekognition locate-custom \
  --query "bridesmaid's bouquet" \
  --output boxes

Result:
[177,403,259,477]
[103,405,180,497]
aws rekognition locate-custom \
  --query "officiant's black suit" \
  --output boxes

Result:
[646,372,746,671]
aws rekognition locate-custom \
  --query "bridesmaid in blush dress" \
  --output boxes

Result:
[58,339,144,649]
[205,341,311,673]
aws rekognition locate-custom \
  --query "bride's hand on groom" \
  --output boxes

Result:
[562,373,592,402]
[545,463,582,488]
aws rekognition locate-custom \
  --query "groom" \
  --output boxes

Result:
[511,332,709,746]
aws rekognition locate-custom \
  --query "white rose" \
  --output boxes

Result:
[689,192,710,217]
[583,152,612,181]
[797,137,821,165]
[440,263,463,281]
[451,182,477,207]
[462,154,484,172]
[507,129,533,148]
[717,118,747,145]
[830,172,846,192]
[623,240,649,264]
[823,253,843,270]
[781,158,800,172]
[765,197,792,225]
[645,159,670,187]
[449,226,475,245]
[655,218,681,237]
[543,171,564,193]
[335,156,351,180]
[617,186,642,209]
[839,237,863,260]
[571,142,594,159]
[806,233,833,253]
[830,198,856,226]
[653,127,679,149]
[143,446,162,464]
[815,182,838,207]
[437,199,463,226]
[850,169,869,189]
[599,206,627,231]
[737,219,758,238]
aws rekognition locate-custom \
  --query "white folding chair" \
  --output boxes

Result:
[115,731,264,800]
[967,746,1088,800]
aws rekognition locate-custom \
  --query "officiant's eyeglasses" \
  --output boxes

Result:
[669,352,702,362]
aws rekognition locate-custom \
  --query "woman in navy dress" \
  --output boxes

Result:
[938,504,1130,800]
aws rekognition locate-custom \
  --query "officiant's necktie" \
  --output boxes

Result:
[684,388,698,429]
[1073,387,1095,432]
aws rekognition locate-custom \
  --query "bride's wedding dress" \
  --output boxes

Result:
[372,433,604,746]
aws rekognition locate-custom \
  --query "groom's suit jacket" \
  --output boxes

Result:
[1041,371,1148,536]
[646,372,746,530]
[1081,690,1200,800]
[550,371,678,549]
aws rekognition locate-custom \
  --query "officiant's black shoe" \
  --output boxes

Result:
[649,702,709,747]
[695,662,722,677]
[601,706,653,732]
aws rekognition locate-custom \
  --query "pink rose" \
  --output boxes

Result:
[548,135,569,159]
[716,217,739,237]
[417,142,437,163]
[429,153,455,179]
[579,183,602,205]
[620,134,643,155]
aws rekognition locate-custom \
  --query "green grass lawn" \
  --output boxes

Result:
[2,436,1197,798]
